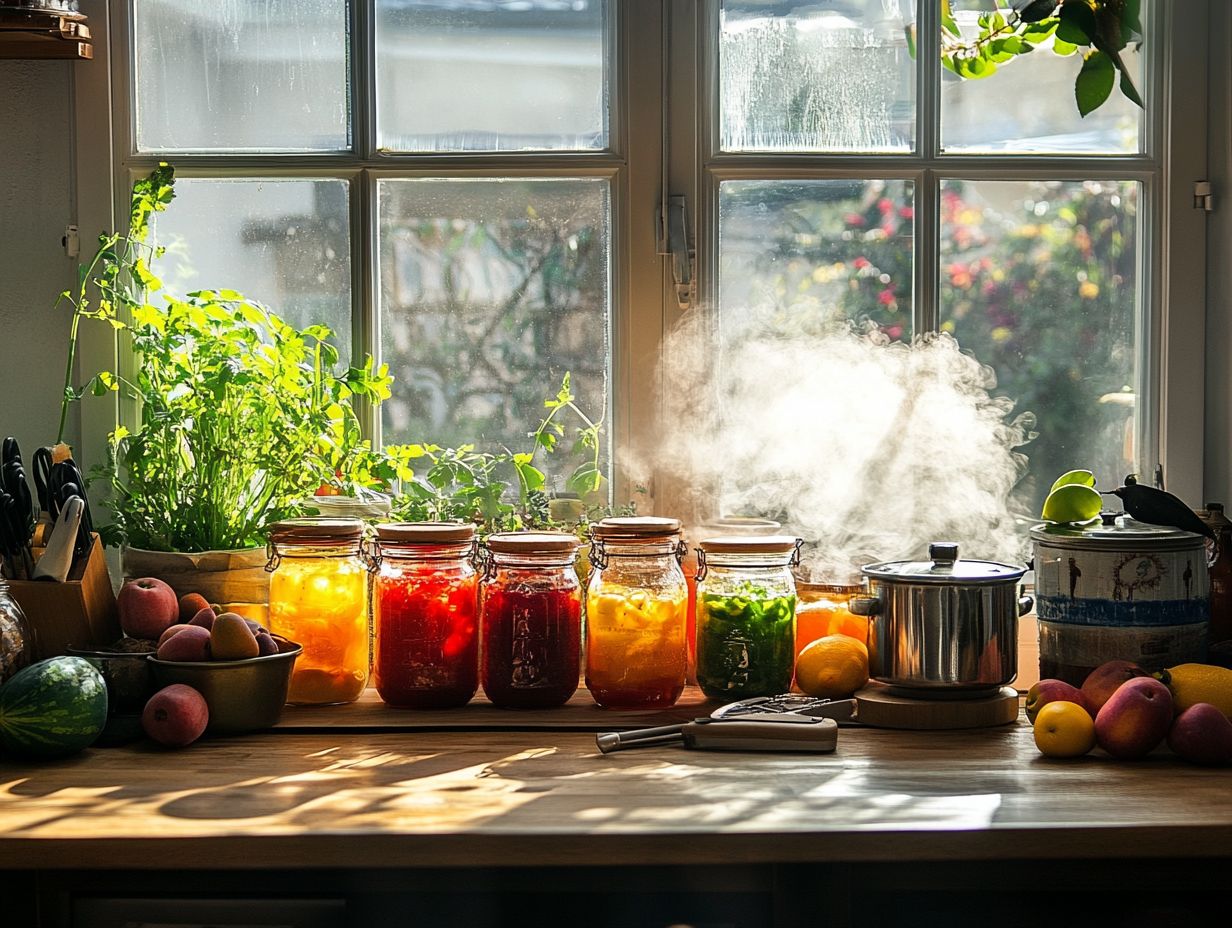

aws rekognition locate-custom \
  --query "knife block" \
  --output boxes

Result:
[8,533,121,659]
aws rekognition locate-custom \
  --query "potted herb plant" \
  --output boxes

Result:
[68,166,391,609]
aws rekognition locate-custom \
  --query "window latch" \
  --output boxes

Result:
[1194,181,1213,212]
[659,195,694,311]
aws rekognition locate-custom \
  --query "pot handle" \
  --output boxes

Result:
[1018,594,1035,617]
[849,596,881,616]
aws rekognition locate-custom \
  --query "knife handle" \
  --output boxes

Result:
[682,717,838,753]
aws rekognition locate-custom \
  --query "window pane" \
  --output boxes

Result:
[940,180,1140,515]
[150,179,352,360]
[719,0,916,153]
[134,0,349,153]
[376,0,608,152]
[718,179,914,339]
[942,3,1143,154]
[378,178,610,480]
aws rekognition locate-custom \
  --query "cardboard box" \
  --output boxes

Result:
[8,533,120,659]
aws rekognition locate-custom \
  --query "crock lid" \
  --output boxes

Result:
[1029,515,1207,550]
[486,531,581,555]
[376,522,475,544]
[698,535,799,555]
[862,542,1026,584]
[592,516,682,542]
[699,516,782,533]
[269,518,364,545]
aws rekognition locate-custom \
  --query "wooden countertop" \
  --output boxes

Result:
[3,699,1231,871]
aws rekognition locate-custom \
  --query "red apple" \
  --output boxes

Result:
[117,577,179,640]
[1094,676,1174,759]
[1026,679,1091,723]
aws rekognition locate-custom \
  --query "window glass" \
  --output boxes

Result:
[378,178,611,477]
[719,0,916,153]
[150,178,353,360]
[376,0,608,152]
[942,1,1143,154]
[939,179,1141,513]
[134,0,350,153]
[718,179,915,339]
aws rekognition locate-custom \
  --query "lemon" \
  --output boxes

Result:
[1041,483,1103,524]
[1049,469,1096,494]
[1155,664,1232,716]
[794,635,868,699]
[1032,700,1096,758]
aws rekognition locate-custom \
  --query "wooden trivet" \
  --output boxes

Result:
[855,683,1020,730]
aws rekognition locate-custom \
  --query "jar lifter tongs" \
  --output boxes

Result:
[595,694,856,754]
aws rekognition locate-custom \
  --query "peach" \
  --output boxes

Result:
[142,684,209,747]
[1026,679,1090,723]
[155,624,211,662]
[1168,703,1232,766]
[177,592,211,625]
[188,607,218,630]
[157,624,191,648]
[117,577,179,640]
[1094,676,1173,759]
[1081,659,1149,715]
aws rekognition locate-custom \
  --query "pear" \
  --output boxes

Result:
[209,612,260,661]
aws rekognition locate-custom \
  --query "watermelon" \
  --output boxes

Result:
[0,657,108,759]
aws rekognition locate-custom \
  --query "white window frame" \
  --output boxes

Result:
[71,0,1210,510]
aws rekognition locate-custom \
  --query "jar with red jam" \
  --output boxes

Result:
[372,522,479,709]
[479,531,582,709]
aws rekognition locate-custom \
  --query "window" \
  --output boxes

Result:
[86,0,1205,564]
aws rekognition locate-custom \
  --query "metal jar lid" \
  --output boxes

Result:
[861,542,1027,585]
[486,531,581,556]
[375,522,475,544]
[268,518,364,546]
[1029,515,1207,552]
[591,516,682,542]
[697,535,800,555]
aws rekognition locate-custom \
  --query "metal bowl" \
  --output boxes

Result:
[147,638,302,734]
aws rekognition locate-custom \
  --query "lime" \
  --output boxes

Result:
[1041,483,1103,523]
[1049,469,1096,494]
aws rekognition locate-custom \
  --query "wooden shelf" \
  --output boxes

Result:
[0,7,91,60]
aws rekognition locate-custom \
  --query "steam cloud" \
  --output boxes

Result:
[653,310,1037,581]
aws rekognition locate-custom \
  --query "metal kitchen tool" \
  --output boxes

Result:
[595,694,855,754]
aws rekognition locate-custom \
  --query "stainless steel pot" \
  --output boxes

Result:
[851,542,1032,697]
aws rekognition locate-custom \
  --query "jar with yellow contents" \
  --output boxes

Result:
[586,517,688,709]
[266,518,370,706]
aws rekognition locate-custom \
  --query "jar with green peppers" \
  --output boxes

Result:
[694,536,801,699]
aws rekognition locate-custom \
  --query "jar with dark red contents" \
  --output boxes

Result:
[372,522,479,709]
[479,531,582,709]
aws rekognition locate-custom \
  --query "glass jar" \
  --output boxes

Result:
[266,518,370,706]
[480,531,582,709]
[694,535,801,700]
[371,522,479,709]
[0,580,35,686]
[586,516,688,709]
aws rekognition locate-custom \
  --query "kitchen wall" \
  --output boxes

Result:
[0,60,80,460]
[1204,2,1232,506]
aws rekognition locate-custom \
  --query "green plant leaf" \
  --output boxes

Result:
[1119,69,1144,108]
[1075,49,1115,116]
[1057,2,1097,46]
[1049,469,1096,494]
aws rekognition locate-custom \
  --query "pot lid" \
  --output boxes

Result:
[268,518,364,545]
[486,531,581,556]
[591,516,681,542]
[376,522,475,544]
[1029,514,1206,550]
[862,542,1027,584]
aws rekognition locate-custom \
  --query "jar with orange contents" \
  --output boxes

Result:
[795,582,868,656]
[266,518,370,706]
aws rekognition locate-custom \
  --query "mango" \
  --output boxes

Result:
[1167,703,1232,766]
[1026,679,1090,723]
[142,684,209,748]
[1081,659,1148,714]
[155,624,211,662]
[210,613,259,661]
[1094,676,1173,759]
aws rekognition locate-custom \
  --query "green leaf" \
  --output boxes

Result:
[1051,37,1078,55]
[1119,69,1144,108]
[1057,2,1097,46]
[1122,0,1143,37]
[1075,49,1115,117]
[1049,469,1096,494]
